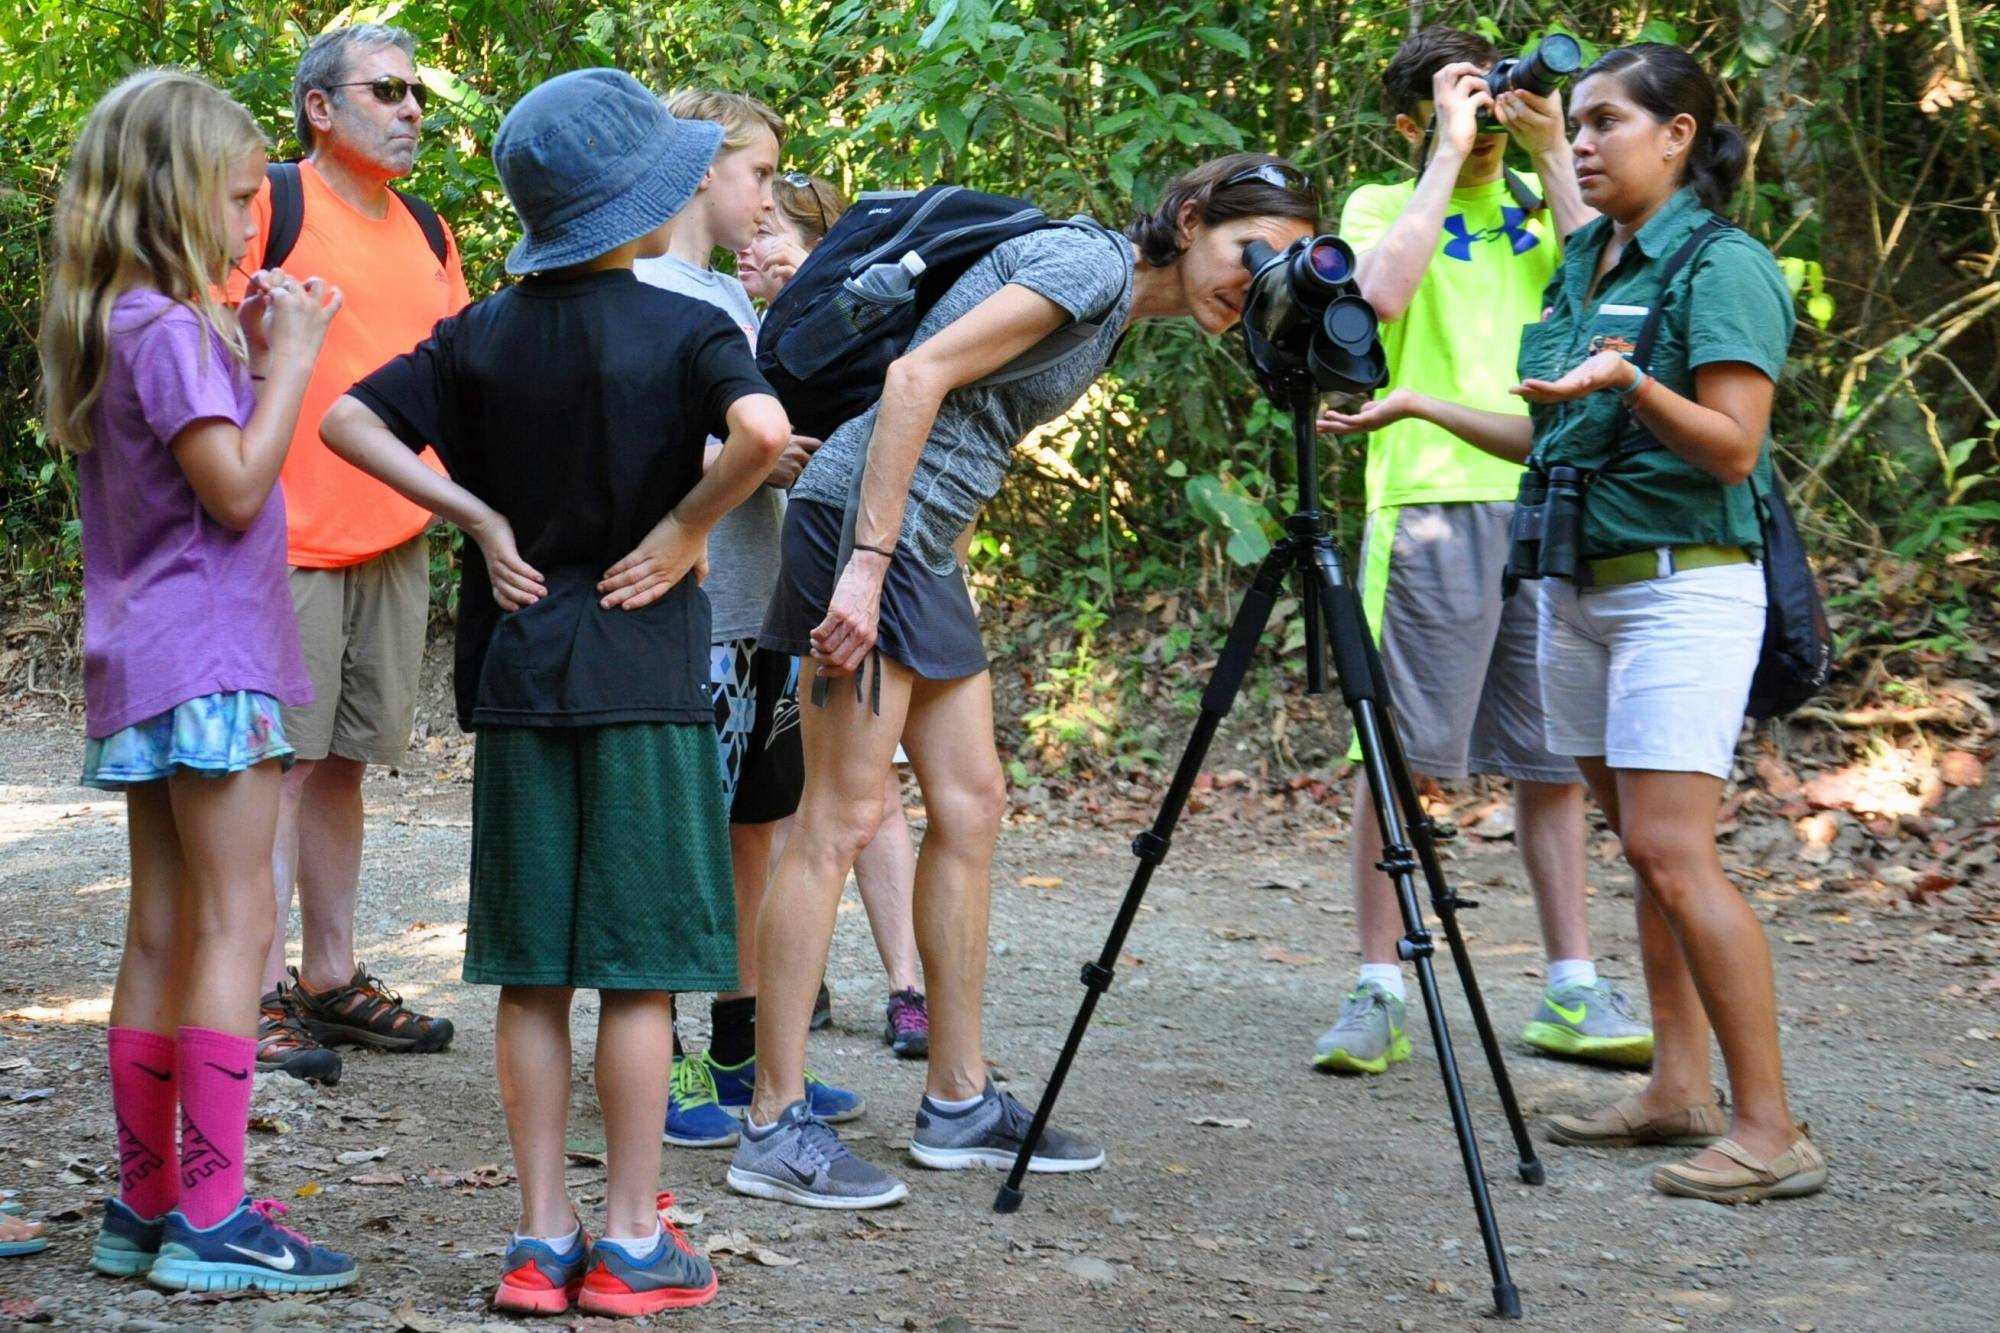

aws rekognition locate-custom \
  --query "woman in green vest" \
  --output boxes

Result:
[1323,43,1824,1203]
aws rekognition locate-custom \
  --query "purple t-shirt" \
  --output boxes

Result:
[78,290,311,738]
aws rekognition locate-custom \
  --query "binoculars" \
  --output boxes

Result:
[1503,463,1586,592]
[1478,34,1584,129]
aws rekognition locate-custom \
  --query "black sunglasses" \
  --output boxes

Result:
[1220,162,1316,199]
[327,76,427,111]
[779,171,831,239]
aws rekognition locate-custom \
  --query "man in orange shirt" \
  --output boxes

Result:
[235,24,471,1084]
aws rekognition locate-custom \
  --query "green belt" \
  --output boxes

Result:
[1582,543,1750,588]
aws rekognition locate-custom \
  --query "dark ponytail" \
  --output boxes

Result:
[1123,152,1320,267]
[1582,43,1746,213]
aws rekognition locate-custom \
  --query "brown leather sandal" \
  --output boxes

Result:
[1651,1130,1827,1203]
[1544,1096,1727,1148]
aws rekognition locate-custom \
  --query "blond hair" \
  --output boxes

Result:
[39,70,265,453]
[663,88,784,155]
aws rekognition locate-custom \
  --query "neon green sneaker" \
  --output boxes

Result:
[664,1052,739,1148]
[1521,978,1654,1068]
[1311,981,1412,1075]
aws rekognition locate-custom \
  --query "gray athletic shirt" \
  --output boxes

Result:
[632,253,784,642]
[788,227,1136,574]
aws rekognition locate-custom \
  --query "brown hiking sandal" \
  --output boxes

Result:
[291,963,455,1054]
[256,984,343,1085]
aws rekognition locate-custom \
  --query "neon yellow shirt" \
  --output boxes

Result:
[1339,177,1560,510]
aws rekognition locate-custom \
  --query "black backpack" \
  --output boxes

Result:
[1605,215,1834,720]
[259,162,449,270]
[755,183,1127,441]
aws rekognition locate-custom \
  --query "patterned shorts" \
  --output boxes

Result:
[710,639,804,825]
[81,691,294,791]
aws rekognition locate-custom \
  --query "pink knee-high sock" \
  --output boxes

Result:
[174,1026,255,1228]
[107,1027,179,1221]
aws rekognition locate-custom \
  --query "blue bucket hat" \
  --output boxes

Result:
[493,68,724,275]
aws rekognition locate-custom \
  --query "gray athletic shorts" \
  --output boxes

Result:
[1346,501,1577,785]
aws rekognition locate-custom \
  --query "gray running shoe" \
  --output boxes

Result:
[726,1100,908,1210]
[908,1080,1105,1173]
[1521,976,1654,1068]
[1312,980,1411,1075]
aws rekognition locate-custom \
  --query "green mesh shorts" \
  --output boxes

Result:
[465,724,737,991]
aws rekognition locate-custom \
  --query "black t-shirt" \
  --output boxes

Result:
[349,269,772,730]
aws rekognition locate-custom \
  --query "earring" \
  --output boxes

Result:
[1664,149,1676,160]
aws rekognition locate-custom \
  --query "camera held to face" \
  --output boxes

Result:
[1477,33,1583,130]
[1238,235,1387,398]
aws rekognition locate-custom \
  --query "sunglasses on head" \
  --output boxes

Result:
[779,171,831,238]
[1220,161,1315,199]
[327,75,427,110]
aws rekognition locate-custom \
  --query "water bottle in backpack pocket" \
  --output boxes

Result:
[775,251,927,381]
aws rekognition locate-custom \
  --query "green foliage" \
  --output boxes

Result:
[2,1,1996,772]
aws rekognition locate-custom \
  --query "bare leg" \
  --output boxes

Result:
[169,763,283,1035]
[1614,768,1797,1163]
[1349,772,1427,966]
[1575,757,1711,1113]
[723,821,778,1000]
[747,661,910,1127]
[1514,779,1590,963]
[113,783,194,1036]
[263,757,316,992]
[294,755,369,991]
[497,985,575,1237]
[853,769,921,993]
[596,990,675,1238]
[898,671,1008,1103]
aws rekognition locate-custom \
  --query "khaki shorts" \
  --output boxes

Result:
[1346,502,1577,785]
[285,535,429,765]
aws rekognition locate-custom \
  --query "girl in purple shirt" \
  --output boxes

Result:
[39,70,353,1292]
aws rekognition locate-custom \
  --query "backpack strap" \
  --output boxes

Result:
[261,162,305,271]
[1607,215,1731,463]
[261,165,449,271]
[973,220,1131,389]
[392,187,451,268]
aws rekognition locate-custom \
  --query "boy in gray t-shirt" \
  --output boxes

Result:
[635,90,863,1147]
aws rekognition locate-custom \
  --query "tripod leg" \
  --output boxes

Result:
[1361,638,1545,1185]
[994,539,1297,1215]
[1309,541,1522,1320]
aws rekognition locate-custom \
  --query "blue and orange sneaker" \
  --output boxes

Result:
[90,1198,164,1277]
[575,1193,717,1316]
[148,1198,357,1294]
[493,1225,589,1314]
[705,1052,864,1124]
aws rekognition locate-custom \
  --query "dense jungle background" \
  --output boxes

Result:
[2,1,1996,784]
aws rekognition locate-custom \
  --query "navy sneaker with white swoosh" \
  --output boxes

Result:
[148,1198,357,1293]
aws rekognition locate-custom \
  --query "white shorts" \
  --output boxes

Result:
[1537,562,1765,780]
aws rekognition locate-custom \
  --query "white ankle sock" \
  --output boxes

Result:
[1546,958,1598,992]
[514,1222,581,1251]
[924,1090,985,1113]
[594,1224,661,1259]
[1357,963,1407,1002]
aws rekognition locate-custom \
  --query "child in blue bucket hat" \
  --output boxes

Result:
[320,67,792,1316]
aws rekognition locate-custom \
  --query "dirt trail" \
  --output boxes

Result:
[3,701,1998,1332]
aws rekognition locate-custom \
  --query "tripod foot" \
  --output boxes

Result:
[1518,1158,1545,1186]
[992,1183,1024,1214]
[1494,1281,1522,1319]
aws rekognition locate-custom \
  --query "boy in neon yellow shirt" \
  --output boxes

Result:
[1312,25,1653,1074]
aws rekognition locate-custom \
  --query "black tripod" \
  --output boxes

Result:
[992,386,1543,1320]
